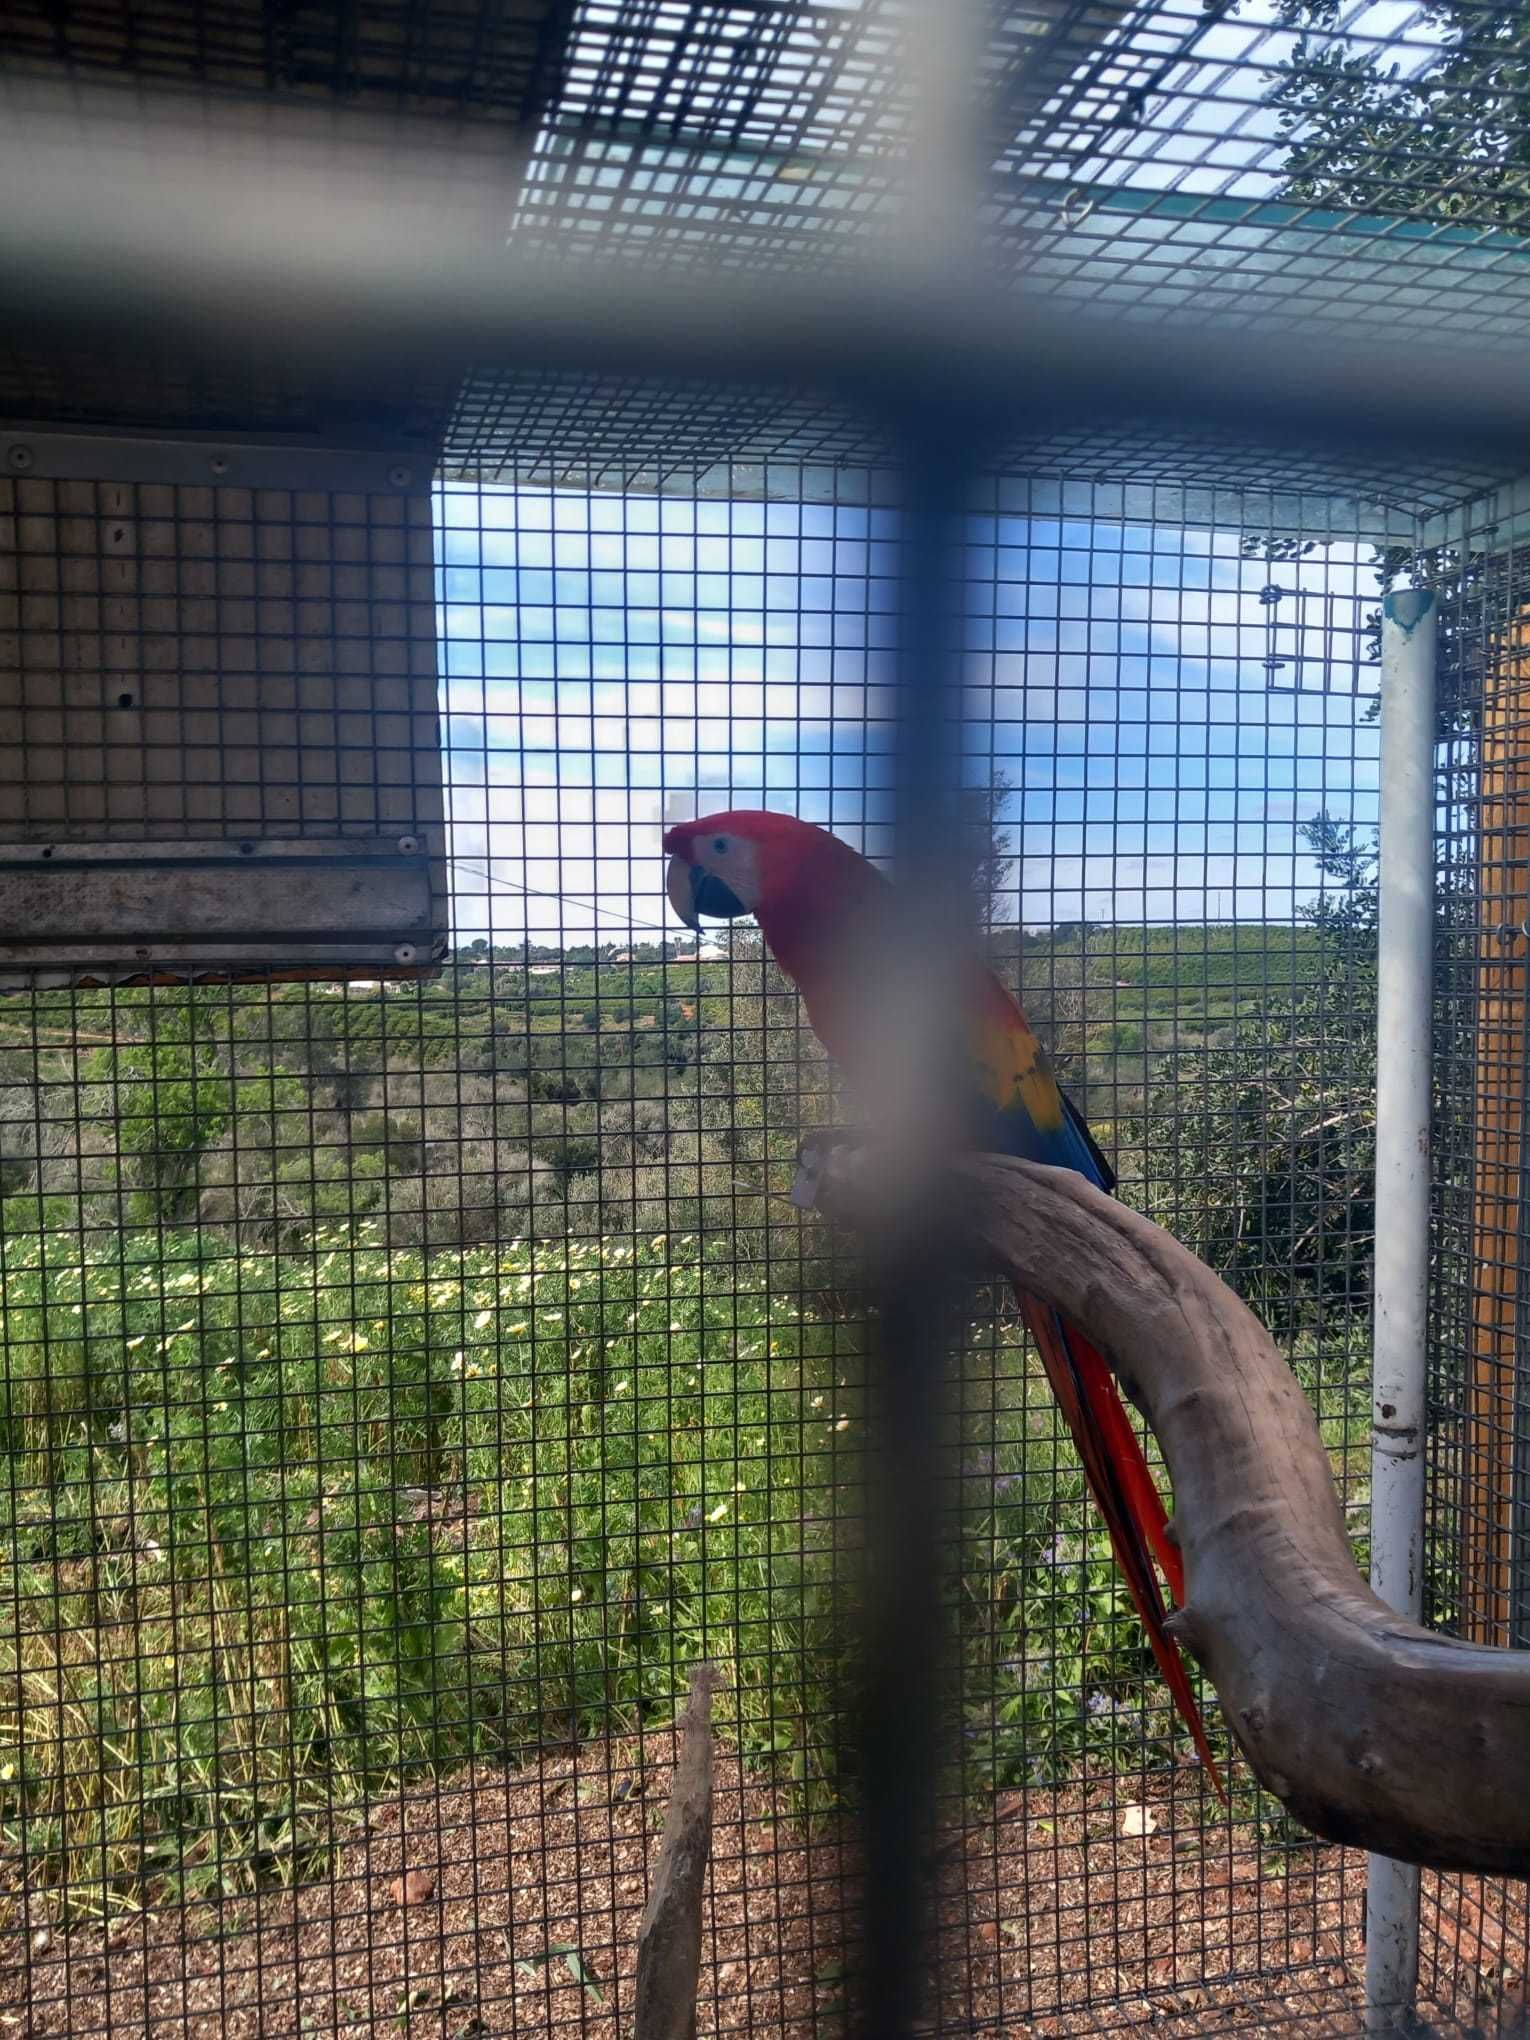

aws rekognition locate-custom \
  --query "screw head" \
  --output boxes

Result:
[6,444,34,473]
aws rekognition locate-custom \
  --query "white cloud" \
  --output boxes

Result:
[436,488,1381,945]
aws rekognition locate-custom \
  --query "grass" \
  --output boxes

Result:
[1026,921,1327,1007]
[0,919,1375,1924]
[0,1209,1358,1925]
[0,1220,868,1919]
[1000,922,1331,1120]
[0,909,1387,1925]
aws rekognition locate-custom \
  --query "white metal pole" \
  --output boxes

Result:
[1365,584,1438,2033]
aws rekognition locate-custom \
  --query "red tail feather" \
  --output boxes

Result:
[1018,1295,1226,1802]
[1067,1331,1185,1606]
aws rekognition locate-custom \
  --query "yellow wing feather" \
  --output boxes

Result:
[969,975,1065,1133]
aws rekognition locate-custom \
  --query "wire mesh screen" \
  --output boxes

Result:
[0,457,1403,2034]
[7,0,1530,2027]
[1424,476,1530,2037]
[0,470,448,982]
[0,475,441,841]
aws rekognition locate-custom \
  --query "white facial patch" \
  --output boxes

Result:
[690,833,762,912]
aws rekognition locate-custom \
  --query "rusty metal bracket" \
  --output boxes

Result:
[0,836,446,987]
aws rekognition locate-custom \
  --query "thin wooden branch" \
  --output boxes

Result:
[815,1147,1530,1877]
[635,1662,719,2040]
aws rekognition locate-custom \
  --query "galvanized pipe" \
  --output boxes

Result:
[1365,584,1438,2032]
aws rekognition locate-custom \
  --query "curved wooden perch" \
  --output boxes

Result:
[814,1146,1530,1877]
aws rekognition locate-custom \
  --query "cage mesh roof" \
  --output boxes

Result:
[4,0,1529,506]
[0,0,571,116]
[511,0,1530,325]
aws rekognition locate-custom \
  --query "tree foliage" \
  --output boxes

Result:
[963,768,1017,933]
[1264,0,1530,231]
[1131,812,1377,1345]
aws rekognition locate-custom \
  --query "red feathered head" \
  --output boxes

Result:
[662,809,856,929]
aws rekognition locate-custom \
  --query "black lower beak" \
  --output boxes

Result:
[692,869,747,920]
[666,853,749,929]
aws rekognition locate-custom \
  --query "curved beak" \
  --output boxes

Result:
[666,854,747,929]
[666,853,701,930]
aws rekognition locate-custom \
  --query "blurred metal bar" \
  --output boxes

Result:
[855,416,977,2040]
[852,9,984,2028]
[6,84,1530,473]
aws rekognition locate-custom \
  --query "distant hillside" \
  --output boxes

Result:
[0,922,1336,1249]
[992,921,1330,1121]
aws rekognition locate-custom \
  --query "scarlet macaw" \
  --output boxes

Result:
[664,807,1224,1793]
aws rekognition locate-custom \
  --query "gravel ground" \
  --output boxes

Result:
[2,1736,1517,2038]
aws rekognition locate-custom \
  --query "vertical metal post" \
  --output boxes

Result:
[1366,584,1437,2033]
[851,9,986,2032]
[853,418,975,2039]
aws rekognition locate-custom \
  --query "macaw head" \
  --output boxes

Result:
[662,808,833,930]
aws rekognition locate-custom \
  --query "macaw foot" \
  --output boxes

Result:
[789,1128,870,1211]
[798,1127,869,1155]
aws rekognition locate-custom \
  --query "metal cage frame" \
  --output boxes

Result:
[3,1,1530,2034]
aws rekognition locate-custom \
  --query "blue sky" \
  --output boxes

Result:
[434,484,1380,946]
[429,0,1432,948]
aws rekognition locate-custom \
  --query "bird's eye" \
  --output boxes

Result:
[713,837,728,853]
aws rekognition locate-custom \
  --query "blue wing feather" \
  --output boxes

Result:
[979,1087,1113,1190]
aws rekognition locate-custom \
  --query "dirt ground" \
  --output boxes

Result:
[1,1735,1519,2038]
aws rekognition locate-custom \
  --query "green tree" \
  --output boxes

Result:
[1263,0,1530,230]
[1132,811,1377,1343]
[86,990,233,1224]
[963,768,1016,933]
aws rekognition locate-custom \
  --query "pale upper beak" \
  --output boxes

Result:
[666,853,701,930]
[665,854,748,929]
